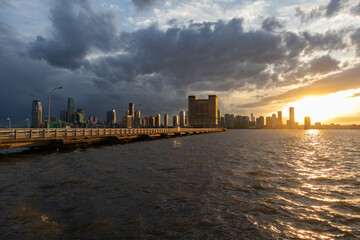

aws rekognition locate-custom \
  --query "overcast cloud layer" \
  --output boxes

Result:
[0,0,360,126]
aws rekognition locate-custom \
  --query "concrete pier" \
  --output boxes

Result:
[0,128,226,152]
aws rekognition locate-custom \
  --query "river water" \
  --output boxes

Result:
[0,130,359,239]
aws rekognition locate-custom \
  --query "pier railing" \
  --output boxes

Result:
[0,128,221,140]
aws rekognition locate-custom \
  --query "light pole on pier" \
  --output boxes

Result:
[7,117,11,128]
[26,118,29,129]
[48,87,63,128]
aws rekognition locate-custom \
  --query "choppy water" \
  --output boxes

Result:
[0,129,359,239]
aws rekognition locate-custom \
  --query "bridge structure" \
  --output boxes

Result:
[0,127,225,151]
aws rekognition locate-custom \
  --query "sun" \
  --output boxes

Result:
[284,89,360,124]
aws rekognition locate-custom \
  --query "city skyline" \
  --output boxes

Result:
[1,0,360,126]
[7,93,354,129]
[2,93,359,128]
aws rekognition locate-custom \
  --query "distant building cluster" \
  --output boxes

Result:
[224,107,301,129]
[28,95,354,129]
[30,95,224,129]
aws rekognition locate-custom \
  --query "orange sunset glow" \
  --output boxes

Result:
[282,88,360,124]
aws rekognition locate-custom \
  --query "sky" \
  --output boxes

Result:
[1,0,360,127]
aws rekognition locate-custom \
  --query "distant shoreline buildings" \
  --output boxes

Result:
[27,95,223,129]
[8,94,360,129]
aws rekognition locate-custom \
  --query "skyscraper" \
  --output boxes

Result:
[289,107,295,128]
[250,113,254,122]
[129,103,134,118]
[76,109,85,124]
[218,109,222,125]
[31,100,42,128]
[149,116,156,127]
[278,111,282,126]
[256,116,265,128]
[179,110,186,127]
[135,110,141,127]
[164,114,169,127]
[224,113,234,129]
[107,109,116,125]
[173,115,179,127]
[188,95,218,128]
[156,114,161,127]
[271,113,277,128]
[67,97,74,123]
[304,116,311,129]
[60,110,68,122]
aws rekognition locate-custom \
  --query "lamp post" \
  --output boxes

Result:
[48,87,63,128]
[7,117,11,128]
[26,118,29,129]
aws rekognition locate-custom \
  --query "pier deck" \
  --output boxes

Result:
[0,128,225,151]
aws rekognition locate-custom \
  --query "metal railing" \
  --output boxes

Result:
[0,128,220,140]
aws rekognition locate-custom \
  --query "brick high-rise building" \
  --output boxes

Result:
[188,95,218,128]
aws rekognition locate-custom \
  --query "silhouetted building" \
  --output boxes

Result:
[234,115,242,128]
[149,116,156,127]
[129,103,134,118]
[135,110,141,127]
[107,109,116,125]
[164,114,169,127]
[241,116,249,128]
[225,113,234,129]
[51,116,57,123]
[188,95,218,128]
[289,107,295,128]
[314,122,321,128]
[271,113,277,128]
[266,116,272,128]
[218,109,222,126]
[155,114,161,127]
[88,116,95,124]
[76,109,85,124]
[304,116,311,129]
[60,110,67,122]
[256,116,265,128]
[173,115,179,127]
[278,111,283,126]
[122,115,133,128]
[143,117,149,127]
[220,116,225,128]
[31,100,42,128]
[67,97,74,123]
[179,110,186,127]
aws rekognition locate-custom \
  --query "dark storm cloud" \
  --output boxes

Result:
[302,30,346,52]
[261,17,285,32]
[295,7,323,23]
[131,0,163,11]
[87,18,293,91]
[309,55,340,75]
[29,0,118,69]
[295,0,348,23]
[28,0,349,95]
[325,0,343,17]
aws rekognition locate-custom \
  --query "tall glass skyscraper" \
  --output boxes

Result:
[67,97,74,123]
[31,100,42,128]
[289,107,295,127]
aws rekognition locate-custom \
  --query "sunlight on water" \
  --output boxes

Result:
[0,130,359,239]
